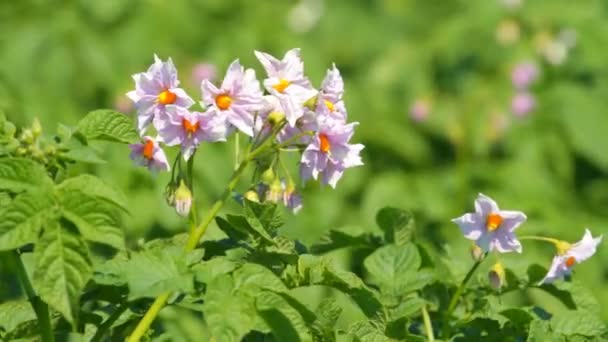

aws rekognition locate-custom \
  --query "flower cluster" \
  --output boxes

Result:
[453,193,602,285]
[126,49,363,214]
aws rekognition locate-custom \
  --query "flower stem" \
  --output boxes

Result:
[442,253,487,338]
[128,129,281,341]
[421,305,435,342]
[276,130,314,149]
[11,251,54,342]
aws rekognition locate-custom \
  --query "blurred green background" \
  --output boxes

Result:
[1,0,607,326]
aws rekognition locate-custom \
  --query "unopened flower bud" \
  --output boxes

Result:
[164,181,177,207]
[244,190,260,203]
[174,180,193,217]
[44,145,56,157]
[488,262,506,291]
[470,244,484,262]
[303,94,318,110]
[15,146,27,156]
[282,181,303,214]
[266,179,283,203]
[261,167,276,184]
[267,111,286,126]
[20,129,34,144]
[31,118,42,138]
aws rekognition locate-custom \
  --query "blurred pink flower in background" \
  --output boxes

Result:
[114,95,134,113]
[511,92,535,117]
[511,62,539,89]
[409,99,431,122]
[191,62,218,87]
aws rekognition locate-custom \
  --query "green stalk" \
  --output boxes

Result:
[11,251,54,342]
[421,305,435,342]
[442,253,487,338]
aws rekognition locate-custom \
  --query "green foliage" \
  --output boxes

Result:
[33,220,92,325]
[76,109,139,144]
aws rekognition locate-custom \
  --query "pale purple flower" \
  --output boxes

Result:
[511,62,539,89]
[316,64,347,122]
[540,229,603,284]
[300,118,364,188]
[409,99,431,122]
[255,95,316,146]
[255,48,317,126]
[201,60,264,137]
[156,105,227,160]
[282,181,303,214]
[127,55,195,134]
[511,92,536,117]
[129,136,170,173]
[191,62,217,87]
[452,193,526,253]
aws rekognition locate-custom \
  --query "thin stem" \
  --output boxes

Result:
[442,253,487,338]
[126,292,171,342]
[11,251,54,342]
[421,305,435,342]
[186,155,198,232]
[234,133,240,170]
[278,156,293,183]
[90,302,128,342]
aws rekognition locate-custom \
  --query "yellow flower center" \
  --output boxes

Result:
[319,133,331,153]
[273,79,291,93]
[486,213,503,232]
[182,118,199,135]
[324,100,335,112]
[142,139,155,160]
[215,94,232,110]
[565,256,576,268]
[158,90,177,105]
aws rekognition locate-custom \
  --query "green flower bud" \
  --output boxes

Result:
[20,129,34,144]
[244,190,260,203]
[267,111,286,126]
[31,118,42,138]
[303,94,318,110]
[261,167,275,184]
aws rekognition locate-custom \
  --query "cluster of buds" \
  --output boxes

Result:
[453,194,602,288]
[126,49,363,215]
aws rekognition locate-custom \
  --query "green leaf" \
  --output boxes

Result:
[256,291,313,342]
[203,274,258,342]
[348,321,394,342]
[314,298,342,332]
[376,207,415,246]
[193,257,237,284]
[527,320,563,342]
[59,190,126,251]
[123,249,194,299]
[0,191,55,251]
[33,220,92,325]
[364,244,431,294]
[310,230,381,254]
[243,199,283,236]
[550,310,607,337]
[0,300,38,339]
[233,263,287,295]
[298,255,383,319]
[386,294,426,320]
[57,174,128,211]
[76,109,138,144]
[226,214,274,245]
[61,147,107,164]
[0,157,53,193]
